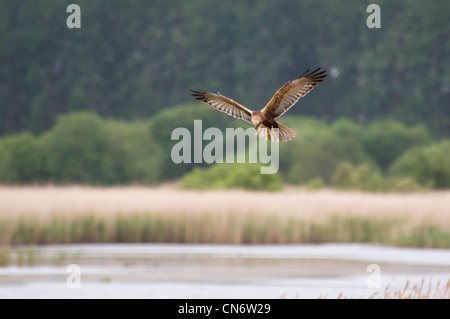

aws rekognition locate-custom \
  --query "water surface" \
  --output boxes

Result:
[0,243,449,298]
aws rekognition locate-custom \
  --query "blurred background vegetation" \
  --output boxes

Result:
[0,0,449,191]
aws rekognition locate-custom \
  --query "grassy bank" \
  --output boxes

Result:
[1,213,449,248]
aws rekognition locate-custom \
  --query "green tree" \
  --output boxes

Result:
[39,112,128,185]
[362,120,432,171]
[0,132,42,183]
[279,116,374,184]
[149,103,240,180]
[390,140,450,189]
[332,162,384,192]
[1,1,448,137]
[103,119,163,184]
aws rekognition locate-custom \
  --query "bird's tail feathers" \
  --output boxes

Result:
[255,123,296,142]
[277,123,297,142]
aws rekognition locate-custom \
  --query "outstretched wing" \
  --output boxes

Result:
[190,90,253,124]
[261,67,327,119]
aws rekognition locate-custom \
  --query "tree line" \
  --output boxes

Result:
[0,108,448,190]
[0,0,449,137]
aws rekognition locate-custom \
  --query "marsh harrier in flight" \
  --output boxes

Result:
[191,67,327,142]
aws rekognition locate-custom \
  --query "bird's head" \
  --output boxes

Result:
[251,115,263,129]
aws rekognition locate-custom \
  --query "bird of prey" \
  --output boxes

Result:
[191,67,327,142]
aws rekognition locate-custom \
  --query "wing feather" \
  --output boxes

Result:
[262,67,327,119]
[190,90,253,124]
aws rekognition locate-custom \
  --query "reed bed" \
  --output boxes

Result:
[0,212,449,248]
[0,186,449,247]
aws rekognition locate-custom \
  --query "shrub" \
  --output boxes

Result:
[149,103,238,181]
[332,162,427,192]
[39,112,129,185]
[390,140,450,189]
[386,177,428,193]
[37,112,164,185]
[0,132,42,183]
[362,120,432,171]
[304,177,325,191]
[281,117,375,184]
[103,119,163,184]
[331,162,383,191]
[179,163,283,191]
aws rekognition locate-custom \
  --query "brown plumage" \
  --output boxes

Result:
[190,67,327,142]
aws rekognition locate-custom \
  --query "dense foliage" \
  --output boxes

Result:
[1,1,449,190]
[390,141,450,189]
[0,112,162,185]
[0,0,449,137]
[0,110,448,190]
[179,164,283,191]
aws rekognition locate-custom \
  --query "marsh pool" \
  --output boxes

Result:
[0,243,449,298]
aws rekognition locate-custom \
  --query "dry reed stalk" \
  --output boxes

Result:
[343,278,450,299]
[0,185,449,224]
[409,279,450,299]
